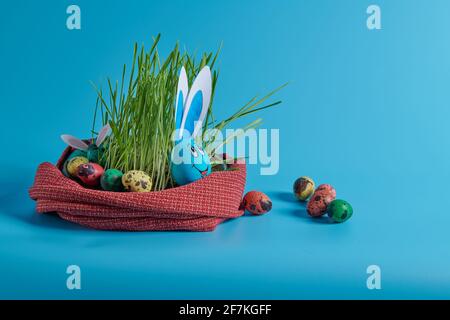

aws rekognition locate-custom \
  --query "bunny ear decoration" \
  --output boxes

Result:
[179,66,212,139]
[61,134,89,151]
[96,123,111,146]
[175,67,189,140]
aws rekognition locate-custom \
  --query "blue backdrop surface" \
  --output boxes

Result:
[1,0,450,299]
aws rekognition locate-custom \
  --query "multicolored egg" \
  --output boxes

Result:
[77,163,104,186]
[100,169,124,192]
[307,184,336,217]
[122,170,152,192]
[62,150,88,178]
[242,191,272,215]
[66,156,89,177]
[293,176,315,201]
[327,199,353,223]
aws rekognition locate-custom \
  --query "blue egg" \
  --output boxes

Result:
[171,138,211,186]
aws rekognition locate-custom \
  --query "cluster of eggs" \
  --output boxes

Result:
[62,150,152,192]
[293,176,353,223]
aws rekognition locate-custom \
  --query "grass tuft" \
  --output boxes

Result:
[92,34,284,190]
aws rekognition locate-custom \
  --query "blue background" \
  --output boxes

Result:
[1,0,449,299]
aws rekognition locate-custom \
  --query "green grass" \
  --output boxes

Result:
[92,34,284,191]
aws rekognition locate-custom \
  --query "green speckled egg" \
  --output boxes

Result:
[101,169,124,192]
[327,199,353,223]
[122,170,152,192]
[66,156,89,177]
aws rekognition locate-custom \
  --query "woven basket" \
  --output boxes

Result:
[29,146,247,232]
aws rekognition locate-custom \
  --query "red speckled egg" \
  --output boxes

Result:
[77,163,104,187]
[242,191,272,215]
[307,184,336,217]
[315,184,336,195]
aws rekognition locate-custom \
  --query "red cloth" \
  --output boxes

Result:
[29,147,246,232]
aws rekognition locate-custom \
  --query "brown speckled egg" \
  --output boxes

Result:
[77,163,104,187]
[122,170,152,192]
[307,184,336,217]
[242,191,272,215]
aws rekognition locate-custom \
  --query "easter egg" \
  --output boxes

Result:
[122,170,152,192]
[66,156,89,177]
[315,184,335,195]
[293,176,315,201]
[242,191,272,215]
[100,169,124,192]
[307,184,336,217]
[77,163,104,186]
[67,149,87,161]
[87,144,99,163]
[327,199,353,223]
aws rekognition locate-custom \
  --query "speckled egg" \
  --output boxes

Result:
[293,176,315,201]
[315,184,336,195]
[122,170,152,192]
[100,169,124,192]
[77,163,104,186]
[242,191,272,215]
[66,156,89,177]
[307,184,336,217]
[327,199,353,223]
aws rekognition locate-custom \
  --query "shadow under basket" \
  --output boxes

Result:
[29,146,247,232]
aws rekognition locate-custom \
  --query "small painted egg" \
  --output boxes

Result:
[307,185,336,217]
[293,176,315,201]
[77,163,104,186]
[242,191,272,215]
[67,149,87,161]
[66,156,89,177]
[315,184,336,195]
[327,199,353,223]
[122,170,152,192]
[100,169,124,192]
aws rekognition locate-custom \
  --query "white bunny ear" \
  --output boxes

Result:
[180,66,212,138]
[96,123,111,146]
[61,134,89,151]
[175,67,189,140]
